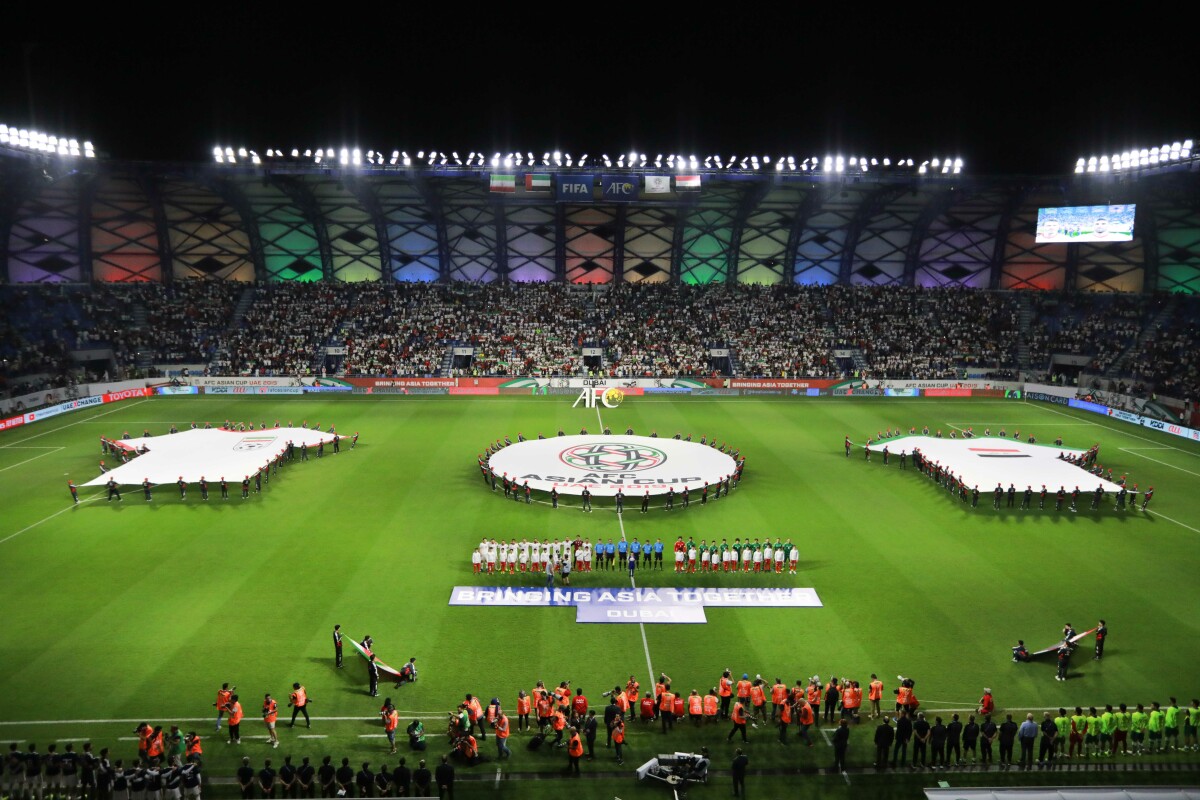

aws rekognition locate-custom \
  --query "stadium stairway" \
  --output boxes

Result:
[1016,292,1034,371]
[439,347,454,376]
[131,302,152,370]
[1108,293,1177,378]
[208,283,258,372]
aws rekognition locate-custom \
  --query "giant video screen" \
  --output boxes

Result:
[1036,204,1135,243]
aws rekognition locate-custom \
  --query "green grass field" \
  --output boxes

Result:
[2,394,1199,798]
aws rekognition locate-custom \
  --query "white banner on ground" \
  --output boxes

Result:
[487,435,737,497]
[83,427,341,486]
[885,435,1126,494]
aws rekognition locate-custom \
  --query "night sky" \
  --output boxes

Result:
[0,26,1194,176]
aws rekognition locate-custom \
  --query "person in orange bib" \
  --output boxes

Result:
[659,686,677,734]
[384,705,399,754]
[688,690,704,725]
[736,674,753,711]
[612,717,626,765]
[727,700,749,743]
[770,679,789,721]
[778,698,793,743]
[550,709,567,748]
[214,683,234,732]
[567,728,584,774]
[750,680,768,723]
[185,732,203,765]
[227,695,244,744]
[516,691,531,732]
[494,711,511,760]
[718,671,734,719]
[147,726,165,762]
[806,681,822,721]
[868,674,884,719]
[625,676,640,709]
[703,690,719,723]
[797,699,816,747]
[136,722,152,762]
[289,683,311,728]
[263,694,279,748]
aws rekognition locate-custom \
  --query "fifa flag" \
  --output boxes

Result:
[675,175,701,191]
[644,175,671,194]
[525,174,552,192]
[489,174,516,193]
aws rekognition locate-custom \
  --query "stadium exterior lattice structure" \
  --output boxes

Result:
[1,149,1198,293]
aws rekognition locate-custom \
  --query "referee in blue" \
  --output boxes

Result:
[654,539,665,569]
[617,538,628,567]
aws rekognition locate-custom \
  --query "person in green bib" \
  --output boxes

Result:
[1085,707,1101,758]
[1053,709,1070,759]
[1099,705,1116,757]
[1163,698,1181,752]
[1113,703,1132,756]
[1068,707,1088,758]
[1130,704,1149,755]
[1148,702,1165,754]
[1185,700,1200,752]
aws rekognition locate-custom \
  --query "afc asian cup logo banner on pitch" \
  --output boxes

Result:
[559,442,668,473]
[488,435,736,497]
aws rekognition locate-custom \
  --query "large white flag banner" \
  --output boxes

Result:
[86,427,341,486]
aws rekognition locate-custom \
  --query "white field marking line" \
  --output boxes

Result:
[0,493,105,547]
[1150,512,1200,535]
[948,422,1095,433]
[0,446,64,473]
[0,714,449,727]
[598,403,657,694]
[1121,446,1173,450]
[0,400,151,446]
[297,735,328,739]
[494,767,501,788]
[1119,448,1200,477]
[819,727,835,746]
[0,445,65,449]
[1030,402,1200,459]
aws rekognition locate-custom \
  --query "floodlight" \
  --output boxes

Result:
[775,161,784,171]
[213,146,223,159]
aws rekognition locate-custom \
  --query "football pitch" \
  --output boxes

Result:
[2,394,1199,798]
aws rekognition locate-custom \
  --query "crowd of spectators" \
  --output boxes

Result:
[826,286,1021,379]
[1027,294,1154,375]
[2,281,1196,402]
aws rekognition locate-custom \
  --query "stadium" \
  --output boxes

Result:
[2,36,1200,800]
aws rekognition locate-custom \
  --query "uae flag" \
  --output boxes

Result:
[644,175,671,194]
[345,635,403,680]
[675,175,701,191]
[525,174,552,191]
[489,174,516,193]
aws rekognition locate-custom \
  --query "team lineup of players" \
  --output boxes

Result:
[846,426,1155,513]
[473,535,802,578]
[71,421,359,505]
[478,429,746,510]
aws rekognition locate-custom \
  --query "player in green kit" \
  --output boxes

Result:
[1130,704,1148,754]
[1164,698,1181,751]
[1185,700,1200,751]
[1113,703,1133,756]
[1054,709,1070,758]
[1085,707,1101,758]
[1147,702,1164,753]
[1099,705,1116,756]
[1068,707,1088,758]
[732,539,743,571]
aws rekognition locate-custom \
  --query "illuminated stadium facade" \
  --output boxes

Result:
[2,136,1199,294]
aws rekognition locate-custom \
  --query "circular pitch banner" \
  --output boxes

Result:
[487,435,738,497]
